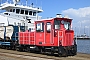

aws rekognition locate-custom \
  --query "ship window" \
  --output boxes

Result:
[36,22,44,32]
[13,9,15,12]
[21,10,24,14]
[29,11,32,15]
[33,12,36,16]
[10,9,12,12]
[4,13,8,15]
[25,10,28,15]
[16,9,20,14]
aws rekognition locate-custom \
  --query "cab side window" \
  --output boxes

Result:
[36,22,44,32]
[46,22,51,33]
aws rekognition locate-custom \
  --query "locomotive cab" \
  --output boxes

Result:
[53,18,74,46]
[35,16,77,56]
[35,17,74,46]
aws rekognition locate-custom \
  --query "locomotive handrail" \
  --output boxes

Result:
[52,29,54,44]
[75,32,77,45]
[58,31,63,46]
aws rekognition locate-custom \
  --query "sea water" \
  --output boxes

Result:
[77,39,90,54]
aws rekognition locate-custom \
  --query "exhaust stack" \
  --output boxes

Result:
[56,14,62,18]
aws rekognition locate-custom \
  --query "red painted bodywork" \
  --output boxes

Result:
[19,31,35,45]
[19,18,74,47]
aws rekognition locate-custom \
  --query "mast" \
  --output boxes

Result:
[0,0,2,4]
[26,0,27,6]
[36,0,37,6]
[6,0,8,2]
[13,0,20,5]
[41,0,42,9]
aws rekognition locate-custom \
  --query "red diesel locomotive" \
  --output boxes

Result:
[17,15,77,56]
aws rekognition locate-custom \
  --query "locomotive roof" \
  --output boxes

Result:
[35,17,72,22]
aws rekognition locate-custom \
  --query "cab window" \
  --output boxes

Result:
[36,22,44,32]
[54,20,60,29]
[46,22,51,33]
[64,21,71,30]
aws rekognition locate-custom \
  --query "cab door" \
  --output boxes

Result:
[35,22,45,45]
[45,22,53,44]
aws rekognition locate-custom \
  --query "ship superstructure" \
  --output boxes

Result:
[0,0,43,30]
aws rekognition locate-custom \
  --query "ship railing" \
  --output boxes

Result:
[0,1,42,10]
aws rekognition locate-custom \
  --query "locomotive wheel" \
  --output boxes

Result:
[2,46,5,49]
[16,46,23,51]
[51,52,54,56]
[71,45,77,55]
[19,47,23,51]
[58,51,67,57]
[41,49,44,54]
[58,53,62,57]
[6,46,9,50]
[61,48,68,57]
[58,46,68,57]
[27,47,30,52]
[51,47,54,55]
[16,48,23,51]
[16,47,19,51]
[40,48,45,54]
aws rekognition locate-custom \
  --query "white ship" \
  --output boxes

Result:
[0,0,43,30]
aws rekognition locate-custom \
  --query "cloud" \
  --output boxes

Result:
[62,7,90,17]
[62,7,90,27]
[62,7,90,35]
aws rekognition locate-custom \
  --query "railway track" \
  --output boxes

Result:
[0,49,90,60]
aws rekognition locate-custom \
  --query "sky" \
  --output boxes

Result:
[29,0,90,36]
[0,0,90,36]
